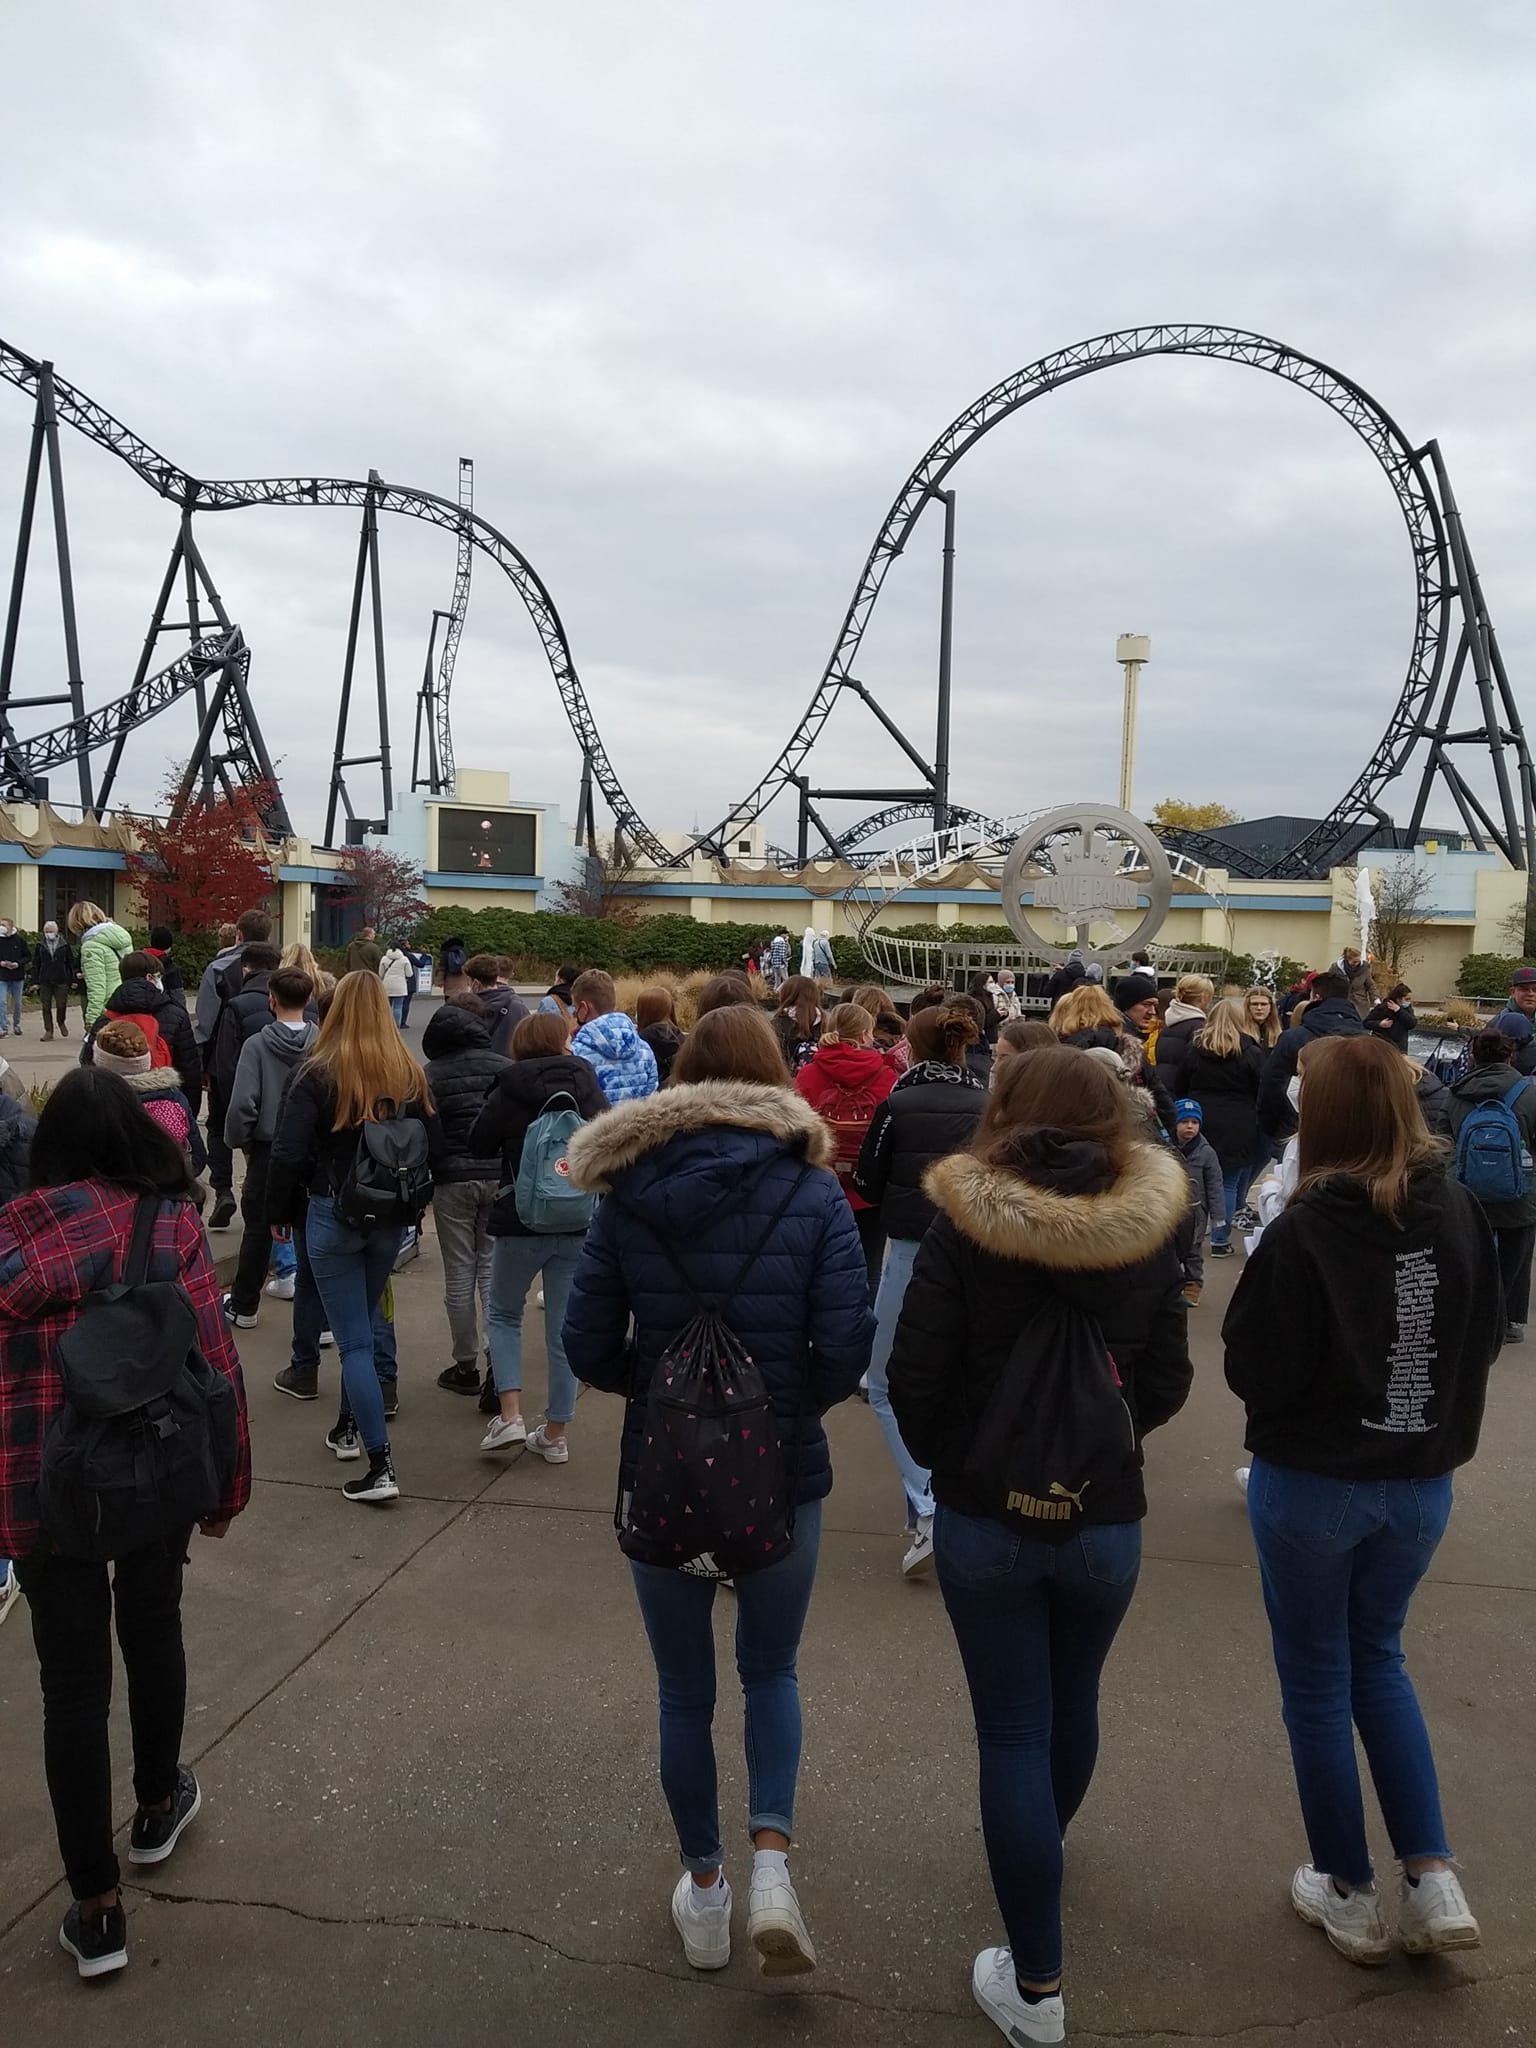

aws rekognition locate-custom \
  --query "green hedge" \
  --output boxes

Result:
[1457,952,1536,999]
[410,907,874,981]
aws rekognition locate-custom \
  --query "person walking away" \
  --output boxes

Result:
[887,1045,1192,2043]
[1172,996,1266,1249]
[423,995,513,1402]
[1489,965,1536,1076]
[67,900,132,1037]
[1257,968,1365,1144]
[0,1075,33,1633]
[439,934,470,1000]
[378,940,413,1026]
[1335,945,1379,1018]
[0,916,30,1036]
[770,976,823,1077]
[80,950,204,1106]
[465,951,529,1056]
[1172,1099,1223,1303]
[267,971,441,1503]
[32,920,76,1040]
[1364,984,1416,1052]
[796,1004,899,1296]
[811,929,836,979]
[635,986,686,1084]
[570,968,658,1103]
[344,925,382,976]
[0,1065,251,1979]
[465,1011,607,1455]
[1446,1026,1536,1341]
[538,961,581,1021]
[562,1003,872,1977]
[1224,1035,1500,1967]
[767,928,789,992]
[222,967,317,1332]
[144,925,186,999]
[207,942,282,1139]
[92,1021,206,1184]
[852,1000,987,1574]
[1242,985,1281,1049]
[1152,974,1214,1089]
[193,907,272,1231]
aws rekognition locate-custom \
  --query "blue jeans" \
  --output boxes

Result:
[1247,1459,1454,1886]
[390,994,409,1026]
[486,1231,584,1422]
[1211,1165,1254,1247]
[272,1235,297,1278]
[867,1236,934,1521]
[629,1500,823,1870]
[0,978,21,1032]
[305,1195,402,1455]
[936,1507,1142,1985]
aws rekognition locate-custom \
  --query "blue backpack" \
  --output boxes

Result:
[513,1091,595,1233]
[1455,1077,1534,1205]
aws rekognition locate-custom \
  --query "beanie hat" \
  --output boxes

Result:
[1174,1097,1203,1124]
[94,1019,151,1075]
[1114,973,1158,1009]
[1082,1044,1127,1077]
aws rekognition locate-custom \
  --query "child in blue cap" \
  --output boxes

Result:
[1174,1098,1224,1303]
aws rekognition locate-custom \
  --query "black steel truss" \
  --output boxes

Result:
[412,457,473,797]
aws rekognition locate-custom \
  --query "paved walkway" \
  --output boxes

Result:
[1,1222,1532,2044]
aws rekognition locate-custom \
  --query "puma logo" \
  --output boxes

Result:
[1049,1480,1089,1511]
[1005,1481,1090,1522]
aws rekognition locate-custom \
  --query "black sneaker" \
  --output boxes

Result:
[222,1292,258,1330]
[128,1766,202,1866]
[325,1416,361,1460]
[273,1364,319,1401]
[380,1380,399,1421]
[478,1366,499,1416]
[209,1192,237,1230]
[1209,1241,1236,1258]
[436,1362,481,1397]
[343,1454,399,1504]
[59,1900,128,1978]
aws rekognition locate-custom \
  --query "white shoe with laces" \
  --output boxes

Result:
[1290,1864,1391,1965]
[526,1423,569,1464]
[902,1514,935,1576]
[480,1415,527,1453]
[747,1857,815,1975]
[671,1871,732,1970]
[0,1561,19,1629]
[1399,1868,1480,1953]
[971,1947,1065,2044]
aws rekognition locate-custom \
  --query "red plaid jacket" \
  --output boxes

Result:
[0,1181,251,1559]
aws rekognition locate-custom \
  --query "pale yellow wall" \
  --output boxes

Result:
[423,886,538,913]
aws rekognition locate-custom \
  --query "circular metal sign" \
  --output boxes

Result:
[999,803,1174,966]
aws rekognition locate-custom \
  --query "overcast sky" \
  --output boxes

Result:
[3,0,1536,859]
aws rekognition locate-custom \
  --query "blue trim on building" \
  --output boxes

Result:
[424,871,543,891]
[0,844,126,869]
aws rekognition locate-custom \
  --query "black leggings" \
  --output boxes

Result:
[17,1531,191,1899]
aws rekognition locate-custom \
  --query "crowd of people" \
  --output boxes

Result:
[0,916,1518,2042]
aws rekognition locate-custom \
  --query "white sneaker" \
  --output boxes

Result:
[1399,1868,1481,1954]
[671,1871,732,1970]
[265,1272,296,1301]
[480,1415,527,1453]
[1290,1864,1391,1965]
[1235,1465,1252,1498]
[319,1329,335,1349]
[972,1947,1065,2044]
[747,1859,815,1975]
[535,1288,545,1308]
[526,1423,570,1464]
[902,1514,935,1576]
[0,1562,19,1629]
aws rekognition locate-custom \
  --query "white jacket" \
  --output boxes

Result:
[379,947,412,997]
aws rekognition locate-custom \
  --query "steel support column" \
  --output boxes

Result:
[933,488,955,831]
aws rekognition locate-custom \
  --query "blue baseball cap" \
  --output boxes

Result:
[1174,1098,1203,1123]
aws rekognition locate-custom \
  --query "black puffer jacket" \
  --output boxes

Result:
[1258,997,1365,1139]
[888,1138,1193,1527]
[468,1052,609,1235]
[81,977,203,1107]
[0,1093,36,1205]
[211,973,274,1104]
[1170,1037,1266,1171]
[421,1004,513,1183]
[640,1020,686,1085]
[851,1060,988,1241]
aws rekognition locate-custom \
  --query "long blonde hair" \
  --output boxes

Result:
[281,941,335,996]
[820,1003,874,1047]
[304,970,431,1129]
[1243,985,1280,1047]
[1195,995,1249,1060]
[1050,983,1123,1037]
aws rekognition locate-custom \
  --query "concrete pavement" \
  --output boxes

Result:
[1,1222,1532,2045]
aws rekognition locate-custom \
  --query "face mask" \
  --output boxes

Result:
[1287,1075,1303,1111]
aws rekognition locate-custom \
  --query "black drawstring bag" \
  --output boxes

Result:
[612,1166,808,1579]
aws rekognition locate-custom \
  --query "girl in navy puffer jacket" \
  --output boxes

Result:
[563,1007,872,1982]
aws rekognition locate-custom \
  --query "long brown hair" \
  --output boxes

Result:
[775,975,821,1043]
[1242,985,1280,1047]
[634,985,678,1029]
[304,970,432,1129]
[973,1045,1137,1171]
[1294,1035,1441,1222]
[1049,983,1123,1037]
[672,1005,790,1087]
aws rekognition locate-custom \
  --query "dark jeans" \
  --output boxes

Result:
[17,1531,192,1899]
[1494,1222,1536,1325]
[629,1501,823,1871]
[935,1506,1142,1985]
[230,1144,275,1315]
[39,985,69,1032]
[305,1195,401,1454]
[1248,1459,1453,1886]
[204,1077,233,1196]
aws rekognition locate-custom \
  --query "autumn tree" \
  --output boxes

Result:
[124,781,278,935]
[1151,799,1242,832]
[334,844,430,942]
[547,842,643,926]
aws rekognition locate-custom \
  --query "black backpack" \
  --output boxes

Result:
[613,1166,809,1580]
[39,1196,241,1560]
[333,1097,433,1232]
[961,1293,1135,1544]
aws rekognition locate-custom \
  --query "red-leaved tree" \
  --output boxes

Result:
[124,782,279,935]
[334,844,429,942]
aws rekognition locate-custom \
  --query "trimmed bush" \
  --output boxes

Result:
[1457,953,1536,999]
[410,907,876,982]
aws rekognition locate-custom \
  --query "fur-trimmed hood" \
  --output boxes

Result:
[116,1067,189,1096]
[568,1080,834,1190]
[923,1140,1189,1271]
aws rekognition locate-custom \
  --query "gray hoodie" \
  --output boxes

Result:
[225,1018,319,1149]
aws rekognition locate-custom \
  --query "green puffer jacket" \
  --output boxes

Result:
[77,919,133,1021]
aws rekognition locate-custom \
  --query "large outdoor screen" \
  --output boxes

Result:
[436,808,537,876]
